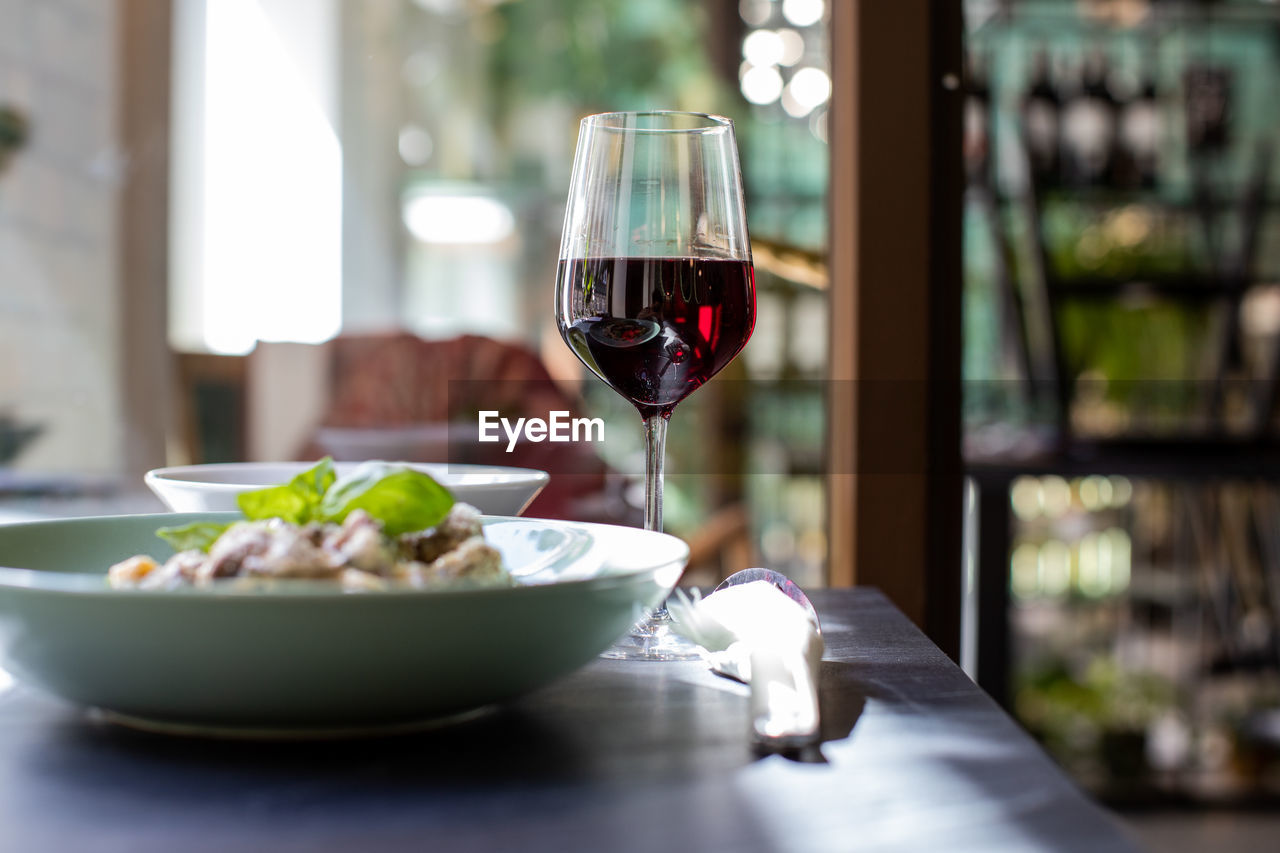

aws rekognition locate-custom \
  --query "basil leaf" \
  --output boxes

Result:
[157,521,231,553]
[318,462,454,536]
[293,455,337,499]
[237,457,336,524]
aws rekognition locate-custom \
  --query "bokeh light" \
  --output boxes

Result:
[743,29,784,67]
[740,64,784,105]
[403,194,515,244]
[776,28,806,66]
[782,0,824,28]
[398,125,434,166]
[739,0,774,27]
[1011,476,1042,521]
[788,67,831,110]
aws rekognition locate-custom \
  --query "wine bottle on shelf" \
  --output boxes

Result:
[1185,64,1232,154]
[964,50,991,183]
[1120,71,1160,189]
[1061,48,1119,187]
[1021,47,1061,189]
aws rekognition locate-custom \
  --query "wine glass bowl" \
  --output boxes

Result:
[559,256,755,419]
[555,111,755,660]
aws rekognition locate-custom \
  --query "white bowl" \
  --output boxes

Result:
[0,512,685,732]
[146,462,549,517]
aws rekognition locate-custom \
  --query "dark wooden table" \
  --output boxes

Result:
[0,589,1138,852]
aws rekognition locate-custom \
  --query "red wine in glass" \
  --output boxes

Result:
[558,257,756,420]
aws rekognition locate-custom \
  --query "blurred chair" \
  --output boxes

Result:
[267,331,618,522]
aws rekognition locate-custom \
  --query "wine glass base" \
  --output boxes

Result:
[600,613,704,661]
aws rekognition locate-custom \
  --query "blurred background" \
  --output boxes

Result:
[961,0,1280,845]
[2,0,1280,847]
[0,0,831,588]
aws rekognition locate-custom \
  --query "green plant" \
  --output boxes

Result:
[0,105,28,175]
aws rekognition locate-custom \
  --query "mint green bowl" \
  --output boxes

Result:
[0,513,686,735]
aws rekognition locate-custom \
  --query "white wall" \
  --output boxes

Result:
[0,0,123,474]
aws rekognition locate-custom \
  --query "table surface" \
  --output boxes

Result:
[0,588,1139,853]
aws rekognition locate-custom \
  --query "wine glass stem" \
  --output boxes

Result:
[643,413,671,621]
[643,414,667,533]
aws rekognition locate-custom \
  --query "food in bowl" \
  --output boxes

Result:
[0,512,684,729]
[109,458,510,593]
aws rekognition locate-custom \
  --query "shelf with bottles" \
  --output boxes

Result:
[964,3,1280,201]
[737,264,827,586]
[1005,472,1280,804]
[962,5,1278,347]
[1008,473,1136,600]
[739,259,827,478]
[960,20,1278,443]
[960,179,1277,441]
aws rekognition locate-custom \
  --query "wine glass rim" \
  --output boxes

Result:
[582,111,734,134]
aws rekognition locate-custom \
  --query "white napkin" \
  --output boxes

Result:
[670,581,823,747]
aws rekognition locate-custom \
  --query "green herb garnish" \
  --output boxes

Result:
[236,456,336,524]
[318,461,455,537]
[156,521,232,553]
[156,458,455,552]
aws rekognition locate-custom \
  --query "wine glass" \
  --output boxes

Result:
[555,111,756,660]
